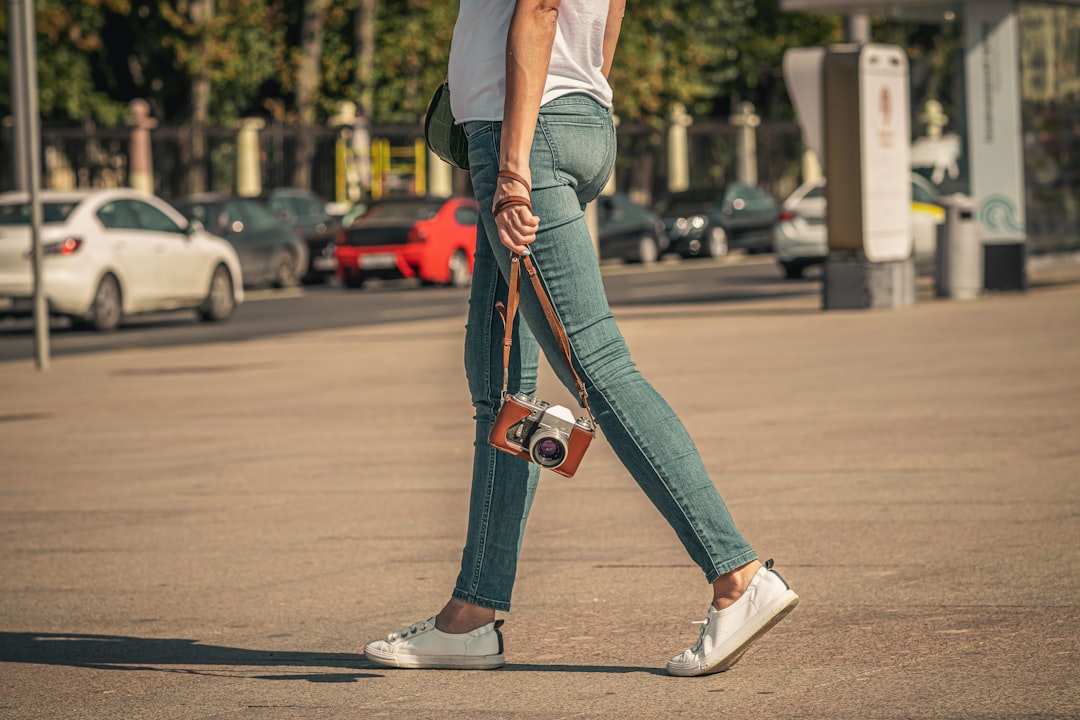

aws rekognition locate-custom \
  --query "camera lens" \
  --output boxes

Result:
[530,435,567,468]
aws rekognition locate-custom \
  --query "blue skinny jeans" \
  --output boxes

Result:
[455,94,756,611]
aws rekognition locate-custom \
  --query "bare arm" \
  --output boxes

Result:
[602,0,625,79]
[501,0,559,185]
[493,0,560,254]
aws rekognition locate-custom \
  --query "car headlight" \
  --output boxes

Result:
[690,215,706,230]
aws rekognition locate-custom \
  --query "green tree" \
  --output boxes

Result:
[157,0,283,191]
[370,0,456,123]
[611,0,757,125]
[159,0,284,122]
[733,0,845,120]
[0,0,131,124]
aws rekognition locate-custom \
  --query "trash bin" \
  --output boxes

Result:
[934,194,983,300]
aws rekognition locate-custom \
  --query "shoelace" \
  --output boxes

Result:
[388,619,431,641]
[688,616,711,652]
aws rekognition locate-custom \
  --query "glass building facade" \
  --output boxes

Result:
[1020,2,1080,252]
[783,0,1080,261]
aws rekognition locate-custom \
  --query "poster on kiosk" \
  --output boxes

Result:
[786,44,913,264]
[826,44,912,263]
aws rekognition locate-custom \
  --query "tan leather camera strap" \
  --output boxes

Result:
[500,253,595,425]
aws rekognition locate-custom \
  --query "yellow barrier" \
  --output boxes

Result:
[369,138,428,199]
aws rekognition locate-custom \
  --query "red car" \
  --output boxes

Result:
[334,196,479,289]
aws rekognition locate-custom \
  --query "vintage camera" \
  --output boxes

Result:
[488,392,594,477]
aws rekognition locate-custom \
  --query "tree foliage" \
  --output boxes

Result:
[612,0,756,125]
[158,0,284,121]
[734,0,845,119]
[370,0,457,123]
[1,0,959,130]
[0,0,132,124]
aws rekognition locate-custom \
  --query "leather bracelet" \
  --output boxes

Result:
[493,195,532,218]
[497,170,531,196]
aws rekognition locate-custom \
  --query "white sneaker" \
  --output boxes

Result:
[667,559,799,677]
[364,617,505,669]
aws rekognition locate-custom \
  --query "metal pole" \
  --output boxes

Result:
[847,13,871,44]
[8,0,30,190]
[12,0,50,369]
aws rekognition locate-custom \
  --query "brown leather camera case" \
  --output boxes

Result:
[488,394,593,478]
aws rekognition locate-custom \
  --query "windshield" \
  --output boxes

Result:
[175,202,217,226]
[658,199,716,217]
[0,201,79,225]
[361,200,441,223]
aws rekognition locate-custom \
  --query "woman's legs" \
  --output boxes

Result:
[451,211,542,615]
[448,97,756,621]
[509,180,758,583]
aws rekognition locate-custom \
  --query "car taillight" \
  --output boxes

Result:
[407,227,426,244]
[777,210,798,222]
[43,237,83,255]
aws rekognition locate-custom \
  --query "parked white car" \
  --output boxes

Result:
[0,189,244,331]
[774,174,946,279]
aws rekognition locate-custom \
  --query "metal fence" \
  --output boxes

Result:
[5,116,1075,254]
[1,117,807,209]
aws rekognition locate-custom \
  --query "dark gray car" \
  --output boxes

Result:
[259,188,340,283]
[656,184,779,258]
[174,194,307,289]
[597,192,669,264]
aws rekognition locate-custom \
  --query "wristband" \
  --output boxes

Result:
[493,195,532,218]
[497,170,532,196]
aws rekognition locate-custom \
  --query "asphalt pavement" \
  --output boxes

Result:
[1,256,1078,719]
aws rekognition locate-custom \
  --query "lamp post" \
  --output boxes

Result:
[9,0,49,369]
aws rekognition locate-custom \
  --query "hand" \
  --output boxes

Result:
[493,172,538,255]
[495,205,539,255]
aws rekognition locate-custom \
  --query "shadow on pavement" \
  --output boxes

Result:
[0,632,666,679]
[503,663,667,676]
[0,632,377,683]
[609,289,816,308]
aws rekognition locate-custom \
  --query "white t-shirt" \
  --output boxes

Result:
[448,0,614,122]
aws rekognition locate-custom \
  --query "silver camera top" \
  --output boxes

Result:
[510,392,592,431]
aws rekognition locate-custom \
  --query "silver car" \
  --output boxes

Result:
[774,175,946,279]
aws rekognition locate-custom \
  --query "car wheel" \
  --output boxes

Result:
[343,269,365,289]
[447,249,471,287]
[634,234,660,264]
[86,274,122,332]
[705,227,729,258]
[781,262,804,279]
[199,265,235,322]
[272,250,300,288]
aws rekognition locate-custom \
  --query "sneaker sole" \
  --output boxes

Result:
[364,644,505,670]
[667,589,800,677]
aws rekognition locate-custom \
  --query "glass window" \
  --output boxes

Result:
[127,200,183,233]
[911,180,939,206]
[267,196,295,221]
[1020,2,1080,252]
[241,200,284,231]
[598,196,616,221]
[726,184,753,211]
[294,194,323,220]
[454,206,478,226]
[97,201,139,230]
[364,200,441,222]
[284,197,307,219]
[177,202,214,229]
[213,201,247,234]
[0,201,78,225]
